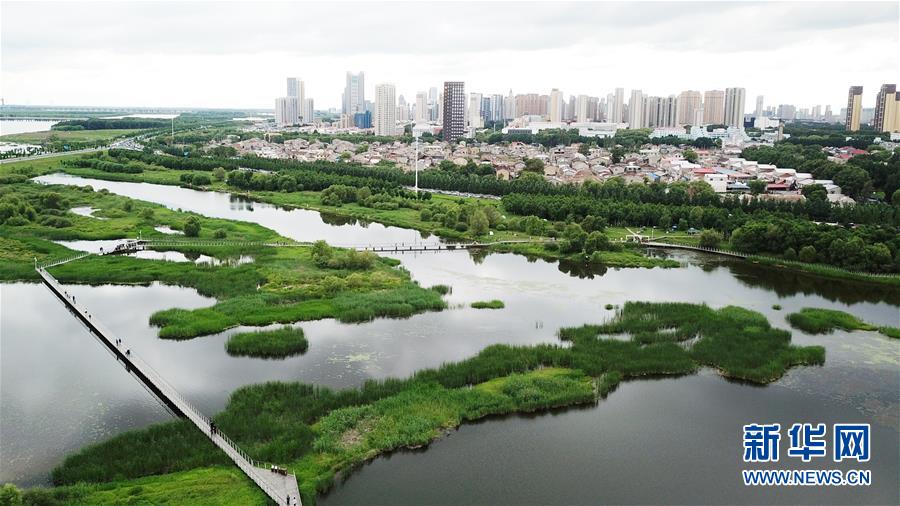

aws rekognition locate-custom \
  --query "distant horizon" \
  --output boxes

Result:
[2,1,897,112]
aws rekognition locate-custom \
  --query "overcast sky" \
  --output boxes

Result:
[2,1,898,111]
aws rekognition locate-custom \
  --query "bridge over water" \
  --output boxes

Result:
[36,258,301,506]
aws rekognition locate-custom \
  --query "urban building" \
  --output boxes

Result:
[628,89,644,128]
[676,90,702,126]
[468,92,484,128]
[275,96,299,127]
[874,84,899,132]
[549,89,564,123]
[778,104,797,121]
[724,87,746,129]
[845,86,863,131]
[343,71,365,115]
[755,95,764,119]
[374,83,396,136]
[609,87,625,123]
[442,81,466,142]
[703,90,725,125]
[300,98,314,124]
[415,92,428,123]
[353,111,372,129]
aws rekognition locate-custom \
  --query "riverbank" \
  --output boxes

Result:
[1,156,690,270]
[0,181,448,340]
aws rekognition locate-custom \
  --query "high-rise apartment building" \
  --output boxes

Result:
[301,98,314,124]
[549,89,564,123]
[415,92,428,123]
[874,84,899,132]
[724,87,746,129]
[845,86,863,131]
[575,95,589,123]
[343,71,365,115]
[628,89,644,128]
[442,81,465,142]
[490,94,504,123]
[515,93,548,116]
[468,92,484,128]
[676,90,702,126]
[778,104,797,120]
[608,88,625,123]
[755,95,764,119]
[275,96,299,127]
[373,83,396,136]
[703,90,725,125]
[286,77,307,122]
[504,89,516,120]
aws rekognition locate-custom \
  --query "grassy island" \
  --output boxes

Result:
[787,307,899,339]
[225,326,309,358]
[39,301,822,505]
[471,299,505,309]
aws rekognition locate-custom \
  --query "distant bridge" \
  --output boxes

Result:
[36,257,301,506]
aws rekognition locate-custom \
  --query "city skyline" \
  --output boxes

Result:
[2,1,898,110]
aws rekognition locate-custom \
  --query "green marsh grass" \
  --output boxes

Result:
[470,300,505,309]
[225,326,309,358]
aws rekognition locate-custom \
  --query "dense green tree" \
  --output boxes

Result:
[683,149,698,163]
[183,216,201,237]
[468,208,490,236]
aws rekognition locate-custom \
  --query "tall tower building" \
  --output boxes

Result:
[676,90,702,126]
[373,83,396,136]
[628,89,644,128]
[755,95,764,119]
[301,98,314,124]
[343,71,365,115]
[442,81,465,142]
[874,84,899,132]
[724,87,746,129]
[845,86,863,131]
[703,90,725,125]
[549,89,564,123]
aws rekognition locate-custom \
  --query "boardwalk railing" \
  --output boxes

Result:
[36,261,300,505]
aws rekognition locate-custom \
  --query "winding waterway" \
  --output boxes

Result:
[1,174,897,504]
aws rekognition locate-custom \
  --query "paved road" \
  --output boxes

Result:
[0,147,105,164]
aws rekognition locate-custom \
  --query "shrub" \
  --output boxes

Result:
[214,229,227,239]
[183,216,201,237]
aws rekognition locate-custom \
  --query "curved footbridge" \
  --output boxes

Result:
[36,257,301,506]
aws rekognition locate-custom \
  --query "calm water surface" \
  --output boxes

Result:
[0,175,896,504]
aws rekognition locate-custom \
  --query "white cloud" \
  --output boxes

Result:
[1,1,897,110]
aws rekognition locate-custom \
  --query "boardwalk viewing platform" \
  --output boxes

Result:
[36,259,301,506]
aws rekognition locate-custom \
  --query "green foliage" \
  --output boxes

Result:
[698,229,723,248]
[225,326,308,358]
[786,308,876,334]
[470,300,505,309]
[683,148,698,163]
[183,216,201,237]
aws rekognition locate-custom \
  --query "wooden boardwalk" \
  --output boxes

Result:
[641,241,748,259]
[36,262,301,506]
